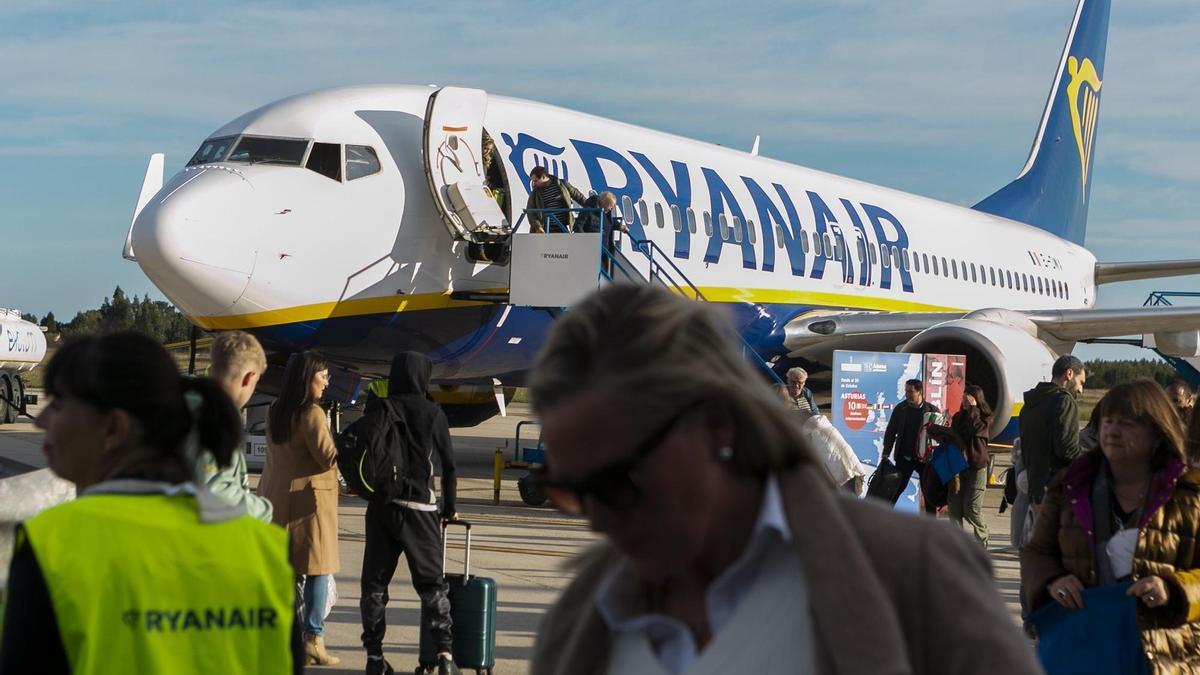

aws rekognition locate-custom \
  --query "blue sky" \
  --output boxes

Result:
[3,0,1197,360]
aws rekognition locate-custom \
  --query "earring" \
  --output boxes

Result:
[717,446,734,462]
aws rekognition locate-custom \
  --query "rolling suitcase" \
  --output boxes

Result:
[418,521,497,675]
[866,459,903,502]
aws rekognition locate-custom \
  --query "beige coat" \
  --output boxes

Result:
[531,461,1039,675]
[257,405,340,576]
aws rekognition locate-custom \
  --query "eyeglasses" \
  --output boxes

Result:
[535,408,689,515]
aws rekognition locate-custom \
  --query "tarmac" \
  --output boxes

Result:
[0,399,1024,674]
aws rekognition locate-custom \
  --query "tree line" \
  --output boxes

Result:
[22,287,193,344]
[15,293,1194,389]
[1083,359,1185,389]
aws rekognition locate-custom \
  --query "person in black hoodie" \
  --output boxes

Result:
[359,352,459,675]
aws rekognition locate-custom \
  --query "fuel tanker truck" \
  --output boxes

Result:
[0,309,47,424]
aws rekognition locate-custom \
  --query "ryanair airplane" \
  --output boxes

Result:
[125,0,1200,435]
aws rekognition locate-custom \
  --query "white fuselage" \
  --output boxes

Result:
[130,85,1094,377]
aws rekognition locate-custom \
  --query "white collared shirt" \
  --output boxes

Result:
[594,475,798,674]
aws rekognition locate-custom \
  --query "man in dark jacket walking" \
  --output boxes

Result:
[526,166,586,233]
[881,379,938,504]
[1019,354,1086,504]
[359,352,460,675]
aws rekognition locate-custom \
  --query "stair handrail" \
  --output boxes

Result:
[1144,291,1200,307]
[512,207,606,234]
[1143,291,1200,388]
[627,236,706,301]
[511,207,783,384]
[624,237,782,385]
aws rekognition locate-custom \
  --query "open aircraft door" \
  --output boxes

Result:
[423,87,508,243]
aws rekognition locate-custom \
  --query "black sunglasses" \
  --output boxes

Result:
[535,408,690,515]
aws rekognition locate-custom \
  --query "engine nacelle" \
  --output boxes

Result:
[901,316,1058,439]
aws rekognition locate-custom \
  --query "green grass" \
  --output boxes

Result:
[1076,389,1105,424]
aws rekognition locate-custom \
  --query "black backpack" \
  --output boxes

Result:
[336,406,411,503]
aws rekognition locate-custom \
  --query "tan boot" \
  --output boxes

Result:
[304,633,342,666]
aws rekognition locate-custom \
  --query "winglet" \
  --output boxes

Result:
[750,135,761,156]
[124,153,164,261]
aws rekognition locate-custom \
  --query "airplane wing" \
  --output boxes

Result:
[1095,260,1200,285]
[782,306,1200,354]
[1023,307,1200,342]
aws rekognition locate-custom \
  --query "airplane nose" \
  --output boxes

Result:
[130,168,259,317]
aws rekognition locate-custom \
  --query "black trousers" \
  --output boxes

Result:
[889,456,924,505]
[360,503,452,655]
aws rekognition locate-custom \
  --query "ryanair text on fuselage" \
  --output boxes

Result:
[502,132,916,294]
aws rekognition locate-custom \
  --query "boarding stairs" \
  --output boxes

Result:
[491,208,783,505]
[1144,292,1200,387]
[506,207,783,384]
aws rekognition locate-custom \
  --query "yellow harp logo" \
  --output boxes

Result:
[1066,56,1102,201]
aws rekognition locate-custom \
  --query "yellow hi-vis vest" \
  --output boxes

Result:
[22,493,294,674]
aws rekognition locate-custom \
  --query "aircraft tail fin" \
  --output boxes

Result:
[972,0,1111,245]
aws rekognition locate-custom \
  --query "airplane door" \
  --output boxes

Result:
[423,87,508,243]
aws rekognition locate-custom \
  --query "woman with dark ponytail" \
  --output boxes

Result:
[257,351,341,667]
[0,332,300,674]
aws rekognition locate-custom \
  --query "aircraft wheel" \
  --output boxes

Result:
[0,375,12,424]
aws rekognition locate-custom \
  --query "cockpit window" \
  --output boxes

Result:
[346,145,381,180]
[306,142,341,181]
[227,136,309,166]
[186,136,237,166]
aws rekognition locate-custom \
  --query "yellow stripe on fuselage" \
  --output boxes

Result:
[697,287,963,314]
[190,291,500,330]
[188,286,964,330]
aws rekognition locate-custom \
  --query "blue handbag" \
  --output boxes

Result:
[1027,582,1149,675]
[929,442,968,484]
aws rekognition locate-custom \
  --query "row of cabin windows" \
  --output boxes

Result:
[629,198,1070,300]
[872,241,1070,300]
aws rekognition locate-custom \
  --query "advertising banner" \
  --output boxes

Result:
[922,353,967,419]
[832,350,924,511]
[833,349,967,512]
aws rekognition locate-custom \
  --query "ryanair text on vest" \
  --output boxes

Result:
[122,607,280,632]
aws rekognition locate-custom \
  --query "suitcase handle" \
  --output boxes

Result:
[441,520,472,585]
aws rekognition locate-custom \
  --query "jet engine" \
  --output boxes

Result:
[901,309,1059,439]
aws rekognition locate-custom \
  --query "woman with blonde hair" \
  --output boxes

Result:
[1023,378,1200,672]
[258,352,341,667]
[528,284,1035,674]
